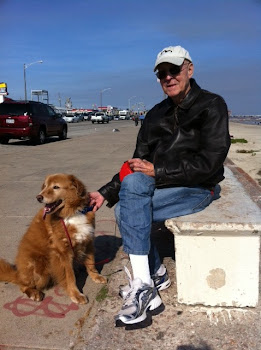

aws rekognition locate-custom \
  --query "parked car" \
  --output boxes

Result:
[77,114,84,121]
[0,100,67,144]
[83,112,94,121]
[63,114,80,123]
[91,112,109,124]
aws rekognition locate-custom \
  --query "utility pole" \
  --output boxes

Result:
[58,93,61,107]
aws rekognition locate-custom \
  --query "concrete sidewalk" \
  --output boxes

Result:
[0,123,261,350]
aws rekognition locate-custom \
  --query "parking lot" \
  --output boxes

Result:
[0,119,134,147]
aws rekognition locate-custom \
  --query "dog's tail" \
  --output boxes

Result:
[0,259,18,284]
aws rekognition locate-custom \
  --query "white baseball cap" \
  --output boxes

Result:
[154,45,192,71]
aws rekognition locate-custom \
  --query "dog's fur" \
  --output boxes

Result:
[0,174,106,304]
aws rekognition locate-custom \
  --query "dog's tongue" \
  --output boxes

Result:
[42,200,63,220]
[43,208,47,220]
[42,206,51,220]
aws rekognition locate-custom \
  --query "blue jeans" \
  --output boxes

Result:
[115,172,217,274]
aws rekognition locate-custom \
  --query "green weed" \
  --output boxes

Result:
[236,150,258,154]
[96,285,108,302]
[231,138,248,144]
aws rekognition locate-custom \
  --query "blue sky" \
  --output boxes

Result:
[1,0,260,114]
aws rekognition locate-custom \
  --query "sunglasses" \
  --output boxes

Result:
[156,64,187,80]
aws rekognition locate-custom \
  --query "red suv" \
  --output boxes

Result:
[0,99,67,144]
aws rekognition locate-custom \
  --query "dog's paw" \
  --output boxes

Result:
[93,275,107,284]
[70,292,88,304]
[27,290,45,302]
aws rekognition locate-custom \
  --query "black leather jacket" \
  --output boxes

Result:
[99,79,230,207]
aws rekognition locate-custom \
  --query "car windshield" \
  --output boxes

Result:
[0,103,28,116]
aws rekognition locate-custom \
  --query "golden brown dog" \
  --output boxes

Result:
[0,174,107,304]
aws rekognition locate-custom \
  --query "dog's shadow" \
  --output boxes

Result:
[73,223,175,292]
[74,235,122,291]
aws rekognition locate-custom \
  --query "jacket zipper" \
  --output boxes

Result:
[174,106,179,131]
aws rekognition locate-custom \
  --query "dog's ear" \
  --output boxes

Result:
[69,175,87,198]
[41,174,51,190]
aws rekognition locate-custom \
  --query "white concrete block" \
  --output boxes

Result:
[165,166,261,308]
[174,233,260,307]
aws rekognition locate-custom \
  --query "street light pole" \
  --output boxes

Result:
[100,88,111,109]
[128,96,136,111]
[23,64,27,101]
[23,60,43,100]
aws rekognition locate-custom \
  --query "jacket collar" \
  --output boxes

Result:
[179,78,201,109]
[164,78,201,111]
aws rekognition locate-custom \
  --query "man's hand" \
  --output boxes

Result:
[89,191,105,212]
[128,158,155,177]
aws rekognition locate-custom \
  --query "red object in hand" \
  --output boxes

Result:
[119,161,133,182]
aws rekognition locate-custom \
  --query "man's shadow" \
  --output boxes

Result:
[94,235,123,270]
[74,235,122,290]
[151,221,175,262]
[74,221,175,291]
[177,344,213,350]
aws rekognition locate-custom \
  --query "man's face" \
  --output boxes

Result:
[157,61,194,103]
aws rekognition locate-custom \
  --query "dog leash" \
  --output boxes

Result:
[42,204,110,266]
[59,205,93,252]
[60,218,74,252]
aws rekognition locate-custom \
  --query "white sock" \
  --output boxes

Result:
[156,264,166,276]
[129,254,152,285]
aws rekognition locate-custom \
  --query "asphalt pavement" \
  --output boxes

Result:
[0,120,260,350]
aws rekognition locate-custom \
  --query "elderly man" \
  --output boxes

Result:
[90,45,230,328]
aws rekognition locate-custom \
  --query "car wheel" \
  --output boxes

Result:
[107,120,109,123]
[0,137,10,144]
[59,127,67,140]
[37,128,46,144]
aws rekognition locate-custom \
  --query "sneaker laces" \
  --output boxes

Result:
[121,266,142,307]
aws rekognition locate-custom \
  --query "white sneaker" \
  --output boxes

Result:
[119,264,171,299]
[115,267,162,326]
